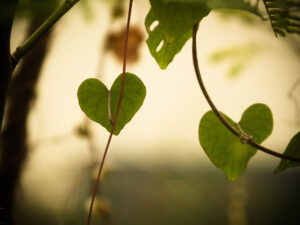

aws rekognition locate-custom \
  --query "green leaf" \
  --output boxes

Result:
[199,103,273,181]
[274,132,300,174]
[262,0,300,37]
[145,0,210,69]
[149,0,211,41]
[146,0,262,69]
[145,9,193,69]
[163,0,262,17]
[77,73,146,135]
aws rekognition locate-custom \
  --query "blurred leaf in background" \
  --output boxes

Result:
[106,25,144,64]
[15,0,59,19]
[215,9,260,25]
[209,42,265,78]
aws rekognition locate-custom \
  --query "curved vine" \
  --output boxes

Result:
[192,23,300,163]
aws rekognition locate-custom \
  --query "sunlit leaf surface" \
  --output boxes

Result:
[274,132,300,174]
[199,103,273,181]
[146,0,210,69]
[146,0,261,69]
[78,73,146,135]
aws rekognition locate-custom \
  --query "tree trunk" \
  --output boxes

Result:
[0,0,19,132]
[0,1,19,224]
[0,10,54,225]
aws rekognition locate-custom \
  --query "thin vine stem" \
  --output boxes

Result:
[11,0,80,68]
[288,78,300,126]
[86,0,134,225]
[192,23,300,163]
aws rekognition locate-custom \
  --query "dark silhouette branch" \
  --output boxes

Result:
[0,0,19,131]
[0,9,56,225]
[192,23,300,163]
[0,1,20,224]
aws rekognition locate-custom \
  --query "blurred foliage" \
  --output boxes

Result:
[216,9,260,24]
[101,0,126,20]
[263,0,300,37]
[75,0,127,22]
[106,25,144,63]
[209,42,264,78]
[14,0,112,22]
[15,0,60,19]
[275,132,300,174]
[79,0,95,21]
[286,35,300,57]
[74,123,91,139]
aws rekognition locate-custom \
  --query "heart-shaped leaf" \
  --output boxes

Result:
[199,103,273,181]
[77,73,146,135]
[274,132,300,174]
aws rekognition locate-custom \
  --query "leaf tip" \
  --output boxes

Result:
[226,172,238,182]
[273,168,281,175]
[159,63,168,70]
[227,177,237,182]
[113,129,121,136]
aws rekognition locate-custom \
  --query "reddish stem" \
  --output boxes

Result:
[86,0,134,225]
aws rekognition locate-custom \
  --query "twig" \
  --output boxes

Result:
[86,0,134,224]
[288,78,300,126]
[192,23,300,163]
[11,0,80,68]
